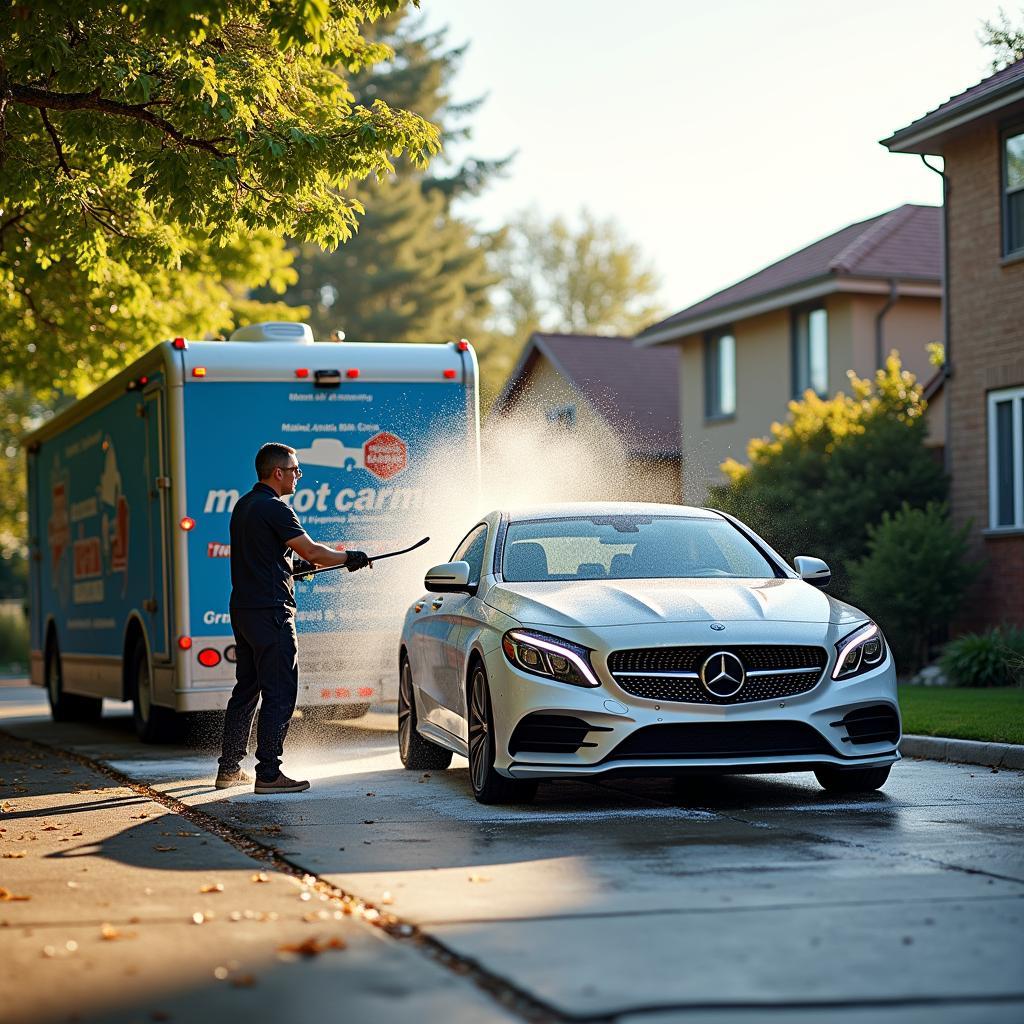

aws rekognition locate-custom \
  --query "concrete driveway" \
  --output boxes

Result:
[3,683,1023,1023]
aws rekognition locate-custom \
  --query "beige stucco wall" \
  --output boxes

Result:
[496,354,681,503]
[676,292,941,503]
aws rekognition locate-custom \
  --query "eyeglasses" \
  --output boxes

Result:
[281,465,302,479]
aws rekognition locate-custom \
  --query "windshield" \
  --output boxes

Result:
[501,515,778,582]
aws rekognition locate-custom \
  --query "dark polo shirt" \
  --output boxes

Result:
[229,482,306,610]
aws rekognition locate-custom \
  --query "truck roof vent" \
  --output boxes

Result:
[229,322,314,344]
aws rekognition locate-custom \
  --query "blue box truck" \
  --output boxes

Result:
[26,322,479,740]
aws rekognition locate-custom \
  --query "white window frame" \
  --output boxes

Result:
[988,386,1024,530]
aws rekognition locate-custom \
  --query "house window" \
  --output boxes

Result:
[792,307,828,397]
[705,331,736,418]
[988,386,1024,529]
[1004,127,1024,257]
[546,404,576,429]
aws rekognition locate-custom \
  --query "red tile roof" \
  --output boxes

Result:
[494,333,680,457]
[882,57,1024,152]
[638,204,941,343]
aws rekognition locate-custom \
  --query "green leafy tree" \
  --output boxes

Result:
[849,503,977,672]
[980,6,1024,70]
[709,355,948,597]
[0,0,440,557]
[268,13,501,342]
[477,207,664,407]
[491,207,663,340]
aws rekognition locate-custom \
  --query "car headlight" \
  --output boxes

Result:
[832,622,887,680]
[501,630,601,688]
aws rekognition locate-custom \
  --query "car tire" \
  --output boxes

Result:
[467,662,538,805]
[131,640,181,744]
[814,764,891,793]
[398,658,453,771]
[46,636,102,724]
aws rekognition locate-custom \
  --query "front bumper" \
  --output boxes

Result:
[484,627,901,780]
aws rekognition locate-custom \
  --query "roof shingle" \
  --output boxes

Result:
[494,333,680,457]
[638,204,941,342]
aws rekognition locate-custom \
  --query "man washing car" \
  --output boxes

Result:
[215,442,370,793]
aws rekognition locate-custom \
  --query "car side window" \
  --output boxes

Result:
[452,525,487,585]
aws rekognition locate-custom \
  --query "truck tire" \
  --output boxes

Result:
[46,636,102,723]
[130,640,180,743]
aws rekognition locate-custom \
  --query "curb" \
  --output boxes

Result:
[900,733,1024,770]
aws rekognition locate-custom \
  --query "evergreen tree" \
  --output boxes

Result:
[270,13,502,342]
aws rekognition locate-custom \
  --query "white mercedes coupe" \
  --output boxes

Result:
[397,503,900,804]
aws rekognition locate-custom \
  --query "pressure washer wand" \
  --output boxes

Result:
[292,536,430,579]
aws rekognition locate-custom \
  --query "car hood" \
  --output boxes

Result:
[485,577,861,628]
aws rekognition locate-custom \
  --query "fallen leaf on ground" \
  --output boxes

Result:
[0,887,31,901]
[41,825,60,831]
[100,923,135,941]
[365,792,375,797]
[1,801,14,811]
[3,851,27,859]
[199,883,224,894]
[468,874,491,883]
[153,845,177,853]
[192,912,206,925]
[130,813,149,820]
[251,872,269,883]
[231,974,257,988]
[278,936,346,957]
[260,825,281,835]
[71,831,83,837]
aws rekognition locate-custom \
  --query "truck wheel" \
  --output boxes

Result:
[131,640,180,744]
[46,637,102,723]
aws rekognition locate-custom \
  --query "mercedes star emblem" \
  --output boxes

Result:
[700,650,746,698]
[710,622,726,631]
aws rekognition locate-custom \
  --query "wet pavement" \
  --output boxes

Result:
[2,682,1023,1022]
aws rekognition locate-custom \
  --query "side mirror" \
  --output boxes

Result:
[794,555,831,590]
[424,561,473,593]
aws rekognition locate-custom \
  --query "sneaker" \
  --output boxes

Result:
[215,768,253,790]
[254,773,310,794]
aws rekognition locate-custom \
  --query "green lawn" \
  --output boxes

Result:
[899,685,1024,745]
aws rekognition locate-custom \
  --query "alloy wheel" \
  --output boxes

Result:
[398,661,414,760]
[468,667,491,794]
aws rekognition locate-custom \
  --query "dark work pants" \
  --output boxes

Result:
[218,606,298,782]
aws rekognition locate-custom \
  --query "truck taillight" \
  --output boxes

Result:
[197,648,221,668]
[173,337,188,350]
[457,340,470,352]
[295,368,309,378]
[346,368,360,379]
[443,369,457,380]
[357,687,374,698]
[192,367,206,378]
[179,517,195,531]
[178,636,193,650]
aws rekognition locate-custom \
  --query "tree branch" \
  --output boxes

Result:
[39,108,71,175]
[13,83,230,159]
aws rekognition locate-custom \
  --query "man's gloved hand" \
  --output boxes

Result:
[344,550,370,572]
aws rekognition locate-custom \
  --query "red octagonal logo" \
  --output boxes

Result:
[363,431,407,481]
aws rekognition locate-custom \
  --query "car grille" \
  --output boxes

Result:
[508,714,612,757]
[605,720,834,761]
[606,644,827,705]
[832,705,900,745]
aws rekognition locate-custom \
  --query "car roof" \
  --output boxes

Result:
[497,502,724,522]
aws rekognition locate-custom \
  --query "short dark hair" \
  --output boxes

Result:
[255,442,296,480]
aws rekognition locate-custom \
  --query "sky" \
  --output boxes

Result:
[420,0,1007,317]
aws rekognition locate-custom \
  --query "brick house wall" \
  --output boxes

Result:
[945,121,1024,630]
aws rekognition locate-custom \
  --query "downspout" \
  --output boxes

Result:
[874,280,899,370]
[921,153,951,477]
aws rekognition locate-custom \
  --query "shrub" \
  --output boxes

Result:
[940,627,1024,688]
[848,502,977,673]
[710,354,947,597]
